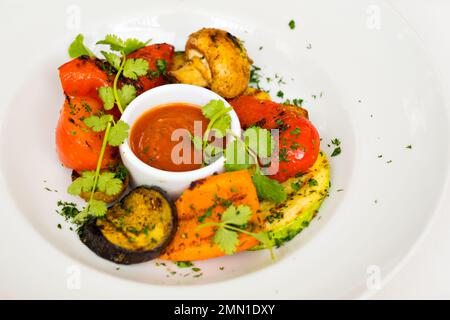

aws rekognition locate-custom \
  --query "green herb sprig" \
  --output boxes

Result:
[66,34,150,221]
[197,204,274,259]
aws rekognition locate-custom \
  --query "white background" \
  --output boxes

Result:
[372,0,450,299]
[0,0,449,299]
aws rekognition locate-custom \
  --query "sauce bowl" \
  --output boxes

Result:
[119,84,241,199]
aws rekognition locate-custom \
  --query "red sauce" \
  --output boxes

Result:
[130,103,208,172]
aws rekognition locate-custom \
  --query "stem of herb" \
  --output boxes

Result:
[229,132,261,172]
[113,53,127,114]
[89,121,112,202]
[202,106,233,148]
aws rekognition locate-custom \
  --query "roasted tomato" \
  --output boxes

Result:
[59,57,112,98]
[230,96,320,182]
[126,43,174,94]
[56,96,119,172]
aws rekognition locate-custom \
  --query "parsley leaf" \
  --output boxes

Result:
[83,114,113,132]
[98,87,115,110]
[331,138,341,146]
[108,120,129,146]
[213,228,239,255]
[123,58,149,80]
[288,20,296,29]
[331,146,341,157]
[97,172,123,196]
[68,34,94,58]
[117,85,136,109]
[251,171,287,203]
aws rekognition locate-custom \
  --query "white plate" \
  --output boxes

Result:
[0,0,448,299]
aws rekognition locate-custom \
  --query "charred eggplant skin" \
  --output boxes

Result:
[80,186,178,265]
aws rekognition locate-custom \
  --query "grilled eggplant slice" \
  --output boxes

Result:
[80,186,177,264]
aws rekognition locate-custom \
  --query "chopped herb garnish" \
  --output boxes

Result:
[331,147,341,157]
[288,20,296,29]
[176,261,193,268]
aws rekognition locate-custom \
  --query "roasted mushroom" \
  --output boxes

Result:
[80,186,177,264]
[169,28,252,98]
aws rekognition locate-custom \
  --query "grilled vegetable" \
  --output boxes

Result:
[125,43,174,94]
[55,96,119,171]
[80,186,177,264]
[59,56,112,98]
[230,95,319,182]
[160,170,260,261]
[71,165,129,203]
[253,151,330,249]
[169,28,252,98]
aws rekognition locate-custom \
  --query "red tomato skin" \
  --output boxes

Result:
[230,96,320,182]
[59,57,112,98]
[55,96,119,172]
[126,43,175,93]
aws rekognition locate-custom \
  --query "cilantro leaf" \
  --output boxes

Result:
[224,139,253,171]
[68,34,94,58]
[88,199,107,217]
[202,100,227,119]
[101,51,121,70]
[221,205,253,226]
[117,85,136,109]
[97,35,150,54]
[251,171,287,203]
[108,120,129,146]
[123,58,149,80]
[213,227,239,255]
[123,38,150,55]
[97,172,123,196]
[96,34,125,52]
[83,114,113,132]
[67,171,95,195]
[210,114,231,138]
[98,87,115,110]
[191,134,203,150]
[243,127,274,158]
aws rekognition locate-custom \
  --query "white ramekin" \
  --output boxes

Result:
[119,84,241,199]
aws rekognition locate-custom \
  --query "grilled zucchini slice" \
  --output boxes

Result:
[254,151,330,248]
